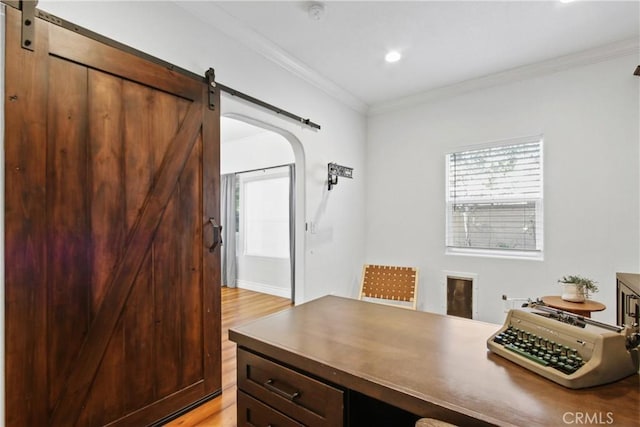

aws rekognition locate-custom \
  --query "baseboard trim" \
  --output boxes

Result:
[236,279,291,299]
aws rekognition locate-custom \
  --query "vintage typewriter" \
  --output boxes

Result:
[487,303,640,389]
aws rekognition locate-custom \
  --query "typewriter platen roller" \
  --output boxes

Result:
[487,306,639,389]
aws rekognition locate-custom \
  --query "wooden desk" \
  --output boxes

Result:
[230,296,639,427]
[541,295,606,318]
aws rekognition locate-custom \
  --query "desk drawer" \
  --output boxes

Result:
[238,391,303,427]
[238,349,343,427]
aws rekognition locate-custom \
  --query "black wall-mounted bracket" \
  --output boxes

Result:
[328,162,353,191]
[634,65,640,76]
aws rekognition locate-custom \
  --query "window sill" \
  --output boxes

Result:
[445,247,544,261]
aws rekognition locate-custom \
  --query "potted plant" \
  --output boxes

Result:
[559,275,599,302]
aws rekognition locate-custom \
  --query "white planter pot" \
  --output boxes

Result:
[561,283,585,302]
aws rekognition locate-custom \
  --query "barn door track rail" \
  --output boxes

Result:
[217,82,321,130]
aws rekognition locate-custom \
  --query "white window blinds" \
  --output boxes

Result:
[446,137,543,255]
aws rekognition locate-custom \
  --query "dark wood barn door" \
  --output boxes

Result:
[5,6,221,426]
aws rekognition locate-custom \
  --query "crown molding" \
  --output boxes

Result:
[368,37,640,117]
[181,2,368,115]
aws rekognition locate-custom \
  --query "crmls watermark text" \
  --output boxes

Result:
[563,412,614,425]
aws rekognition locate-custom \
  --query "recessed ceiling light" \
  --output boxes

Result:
[559,0,576,3]
[385,50,402,63]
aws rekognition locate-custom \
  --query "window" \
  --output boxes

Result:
[243,173,290,258]
[446,136,543,258]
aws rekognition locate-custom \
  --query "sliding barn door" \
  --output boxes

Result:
[5,6,221,426]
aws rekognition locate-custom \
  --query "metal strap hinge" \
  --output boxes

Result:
[205,68,216,111]
[9,0,38,50]
[2,0,37,50]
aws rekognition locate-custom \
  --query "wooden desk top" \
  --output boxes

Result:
[541,296,606,313]
[229,296,639,427]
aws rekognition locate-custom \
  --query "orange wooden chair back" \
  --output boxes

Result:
[359,264,419,310]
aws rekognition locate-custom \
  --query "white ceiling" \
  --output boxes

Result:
[178,1,639,112]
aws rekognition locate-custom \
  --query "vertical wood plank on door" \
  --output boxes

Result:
[152,92,186,173]
[152,93,191,398]
[76,69,128,425]
[87,69,126,318]
[122,81,158,411]
[46,56,91,413]
[123,81,154,231]
[155,192,183,397]
[123,253,156,412]
[202,85,222,394]
[180,135,205,388]
[78,318,126,426]
[4,7,50,426]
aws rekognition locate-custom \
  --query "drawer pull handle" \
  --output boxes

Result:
[264,378,301,401]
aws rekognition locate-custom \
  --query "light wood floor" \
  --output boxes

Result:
[165,287,292,426]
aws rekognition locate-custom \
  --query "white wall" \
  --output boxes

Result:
[34,0,368,303]
[366,54,640,325]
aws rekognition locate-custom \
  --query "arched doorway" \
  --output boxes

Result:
[220,114,306,303]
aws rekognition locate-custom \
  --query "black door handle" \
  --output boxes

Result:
[208,217,222,252]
